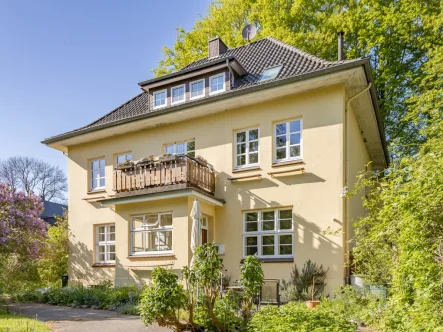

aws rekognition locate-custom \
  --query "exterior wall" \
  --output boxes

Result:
[347,107,371,248]
[67,84,348,293]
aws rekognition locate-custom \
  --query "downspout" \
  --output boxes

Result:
[343,82,372,285]
[226,59,235,89]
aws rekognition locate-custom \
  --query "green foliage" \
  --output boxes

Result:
[0,313,50,331]
[152,0,442,153]
[16,283,143,313]
[139,267,188,330]
[351,121,443,329]
[37,214,69,286]
[281,259,328,301]
[240,255,264,321]
[247,301,357,332]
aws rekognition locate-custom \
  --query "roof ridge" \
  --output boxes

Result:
[265,36,333,65]
[83,92,147,129]
[179,37,269,71]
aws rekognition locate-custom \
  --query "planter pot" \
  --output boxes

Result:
[160,155,178,162]
[305,300,320,309]
[369,285,387,300]
[137,160,154,167]
[116,165,134,170]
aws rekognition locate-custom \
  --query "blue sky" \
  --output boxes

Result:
[0,0,209,171]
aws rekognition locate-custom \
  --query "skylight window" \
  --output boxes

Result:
[259,65,282,82]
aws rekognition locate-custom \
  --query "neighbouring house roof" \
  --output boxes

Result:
[41,200,67,219]
[41,36,388,166]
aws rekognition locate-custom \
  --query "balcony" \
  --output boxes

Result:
[112,155,215,198]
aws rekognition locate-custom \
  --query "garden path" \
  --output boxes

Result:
[9,302,167,332]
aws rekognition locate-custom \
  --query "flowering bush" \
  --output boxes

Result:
[0,183,47,258]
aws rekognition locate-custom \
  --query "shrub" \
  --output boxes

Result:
[240,255,264,321]
[281,259,328,302]
[139,267,188,331]
[248,302,357,332]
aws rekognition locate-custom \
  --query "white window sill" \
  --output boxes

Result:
[153,105,167,110]
[171,100,185,106]
[89,187,106,194]
[233,165,261,173]
[209,89,225,96]
[240,257,294,263]
[190,95,204,101]
[272,159,304,167]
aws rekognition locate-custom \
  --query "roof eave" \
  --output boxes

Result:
[138,56,236,87]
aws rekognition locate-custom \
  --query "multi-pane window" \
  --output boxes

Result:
[209,73,225,95]
[96,225,115,263]
[235,128,259,169]
[165,139,195,158]
[274,119,302,163]
[130,213,173,255]
[190,79,205,100]
[243,209,293,258]
[91,158,105,190]
[171,84,185,104]
[201,215,208,245]
[116,153,132,166]
[153,89,167,109]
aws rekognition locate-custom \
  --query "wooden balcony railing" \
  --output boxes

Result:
[113,155,215,196]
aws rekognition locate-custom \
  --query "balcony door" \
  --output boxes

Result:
[201,215,208,245]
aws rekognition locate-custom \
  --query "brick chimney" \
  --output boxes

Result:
[208,37,228,58]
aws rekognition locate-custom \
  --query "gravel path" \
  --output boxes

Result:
[9,303,167,332]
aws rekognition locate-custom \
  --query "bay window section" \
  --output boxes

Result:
[274,119,302,163]
[130,213,173,255]
[243,209,293,258]
[95,224,115,264]
[235,128,259,169]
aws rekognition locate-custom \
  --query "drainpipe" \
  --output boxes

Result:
[226,59,235,89]
[338,32,345,61]
[343,82,372,285]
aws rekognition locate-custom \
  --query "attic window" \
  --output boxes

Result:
[259,65,282,82]
[153,89,167,109]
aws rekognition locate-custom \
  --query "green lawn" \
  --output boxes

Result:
[0,313,50,332]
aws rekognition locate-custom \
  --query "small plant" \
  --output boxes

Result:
[281,259,328,302]
[138,155,155,163]
[117,160,134,168]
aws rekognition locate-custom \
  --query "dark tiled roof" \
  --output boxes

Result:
[41,201,67,218]
[48,37,360,137]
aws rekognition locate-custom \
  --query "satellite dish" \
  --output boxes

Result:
[242,24,257,42]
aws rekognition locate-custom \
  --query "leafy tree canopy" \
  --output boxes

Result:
[153,0,442,155]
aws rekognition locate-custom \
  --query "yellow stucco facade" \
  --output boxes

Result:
[62,81,379,295]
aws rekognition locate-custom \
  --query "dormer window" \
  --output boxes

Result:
[153,89,167,109]
[259,65,282,82]
[171,84,185,105]
[190,79,205,100]
[209,73,225,95]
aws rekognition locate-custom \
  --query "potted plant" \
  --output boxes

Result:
[306,277,321,309]
[222,275,231,290]
[116,160,135,170]
[137,155,155,167]
[160,153,178,162]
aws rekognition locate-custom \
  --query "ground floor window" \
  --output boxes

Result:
[96,224,115,263]
[130,213,173,255]
[243,209,293,258]
[201,215,208,245]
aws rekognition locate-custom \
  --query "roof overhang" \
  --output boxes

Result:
[138,57,247,90]
[43,60,388,169]
[98,188,225,207]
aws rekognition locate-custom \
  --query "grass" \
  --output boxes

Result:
[0,313,50,332]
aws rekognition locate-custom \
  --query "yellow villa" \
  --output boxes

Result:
[43,36,388,294]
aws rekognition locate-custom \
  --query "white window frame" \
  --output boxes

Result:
[153,89,167,109]
[115,152,132,166]
[242,209,294,259]
[209,72,226,95]
[190,79,205,100]
[130,213,173,256]
[171,84,186,105]
[259,65,283,82]
[165,139,195,158]
[234,127,260,169]
[274,119,303,163]
[90,158,105,191]
[95,224,115,264]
